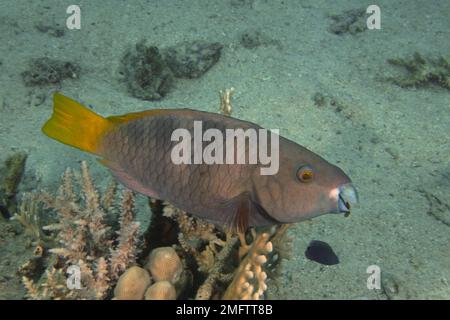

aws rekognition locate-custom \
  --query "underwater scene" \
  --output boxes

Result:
[0,0,449,301]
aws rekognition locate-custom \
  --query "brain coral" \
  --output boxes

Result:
[145,247,183,283]
[113,266,151,300]
[144,281,177,300]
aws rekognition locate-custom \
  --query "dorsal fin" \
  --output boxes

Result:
[106,109,173,125]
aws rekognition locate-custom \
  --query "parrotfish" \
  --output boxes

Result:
[42,93,358,231]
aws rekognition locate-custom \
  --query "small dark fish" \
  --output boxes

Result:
[305,240,339,265]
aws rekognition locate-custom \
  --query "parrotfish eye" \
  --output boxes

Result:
[297,165,314,183]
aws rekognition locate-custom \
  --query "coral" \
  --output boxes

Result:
[263,224,293,283]
[328,8,367,35]
[113,266,151,300]
[109,189,141,279]
[120,41,174,100]
[145,281,177,300]
[17,143,292,300]
[42,163,113,262]
[17,244,46,280]
[145,246,183,283]
[21,58,80,86]
[223,225,293,299]
[21,161,141,300]
[164,204,228,275]
[0,151,27,219]
[219,87,235,116]
[12,192,54,244]
[223,231,271,299]
[162,202,292,300]
[164,40,223,78]
[195,233,238,300]
[387,52,450,90]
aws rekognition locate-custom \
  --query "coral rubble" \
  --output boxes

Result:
[387,52,450,90]
[21,58,80,86]
[120,41,174,100]
[164,40,223,79]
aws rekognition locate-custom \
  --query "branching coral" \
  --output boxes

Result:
[223,225,293,300]
[21,161,141,300]
[109,189,141,279]
[163,202,225,274]
[162,201,293,300]
[19,164,293,300]
[12,192,54,244]
[195,233,238,300]
[223,231,271,300]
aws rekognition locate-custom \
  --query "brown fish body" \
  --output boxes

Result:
[101,110,265,227]
[42,94,358,230]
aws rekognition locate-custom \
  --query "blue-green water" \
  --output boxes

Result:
[0,0,449,300]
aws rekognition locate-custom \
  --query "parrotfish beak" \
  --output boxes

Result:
[336,183,358,216]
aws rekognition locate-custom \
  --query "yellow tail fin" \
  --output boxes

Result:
[42,93,112,155]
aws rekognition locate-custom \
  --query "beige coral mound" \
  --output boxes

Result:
[145,247,183,283]
[144,281,176,300]
[114,266,151,300]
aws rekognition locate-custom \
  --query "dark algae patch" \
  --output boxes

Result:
[387,52,450,90]
[0,151,28,219]
[328,8,367,35]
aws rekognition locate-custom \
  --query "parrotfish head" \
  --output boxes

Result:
[252,138,358,224]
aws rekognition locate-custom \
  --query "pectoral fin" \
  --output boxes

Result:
[223,192,279,232]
